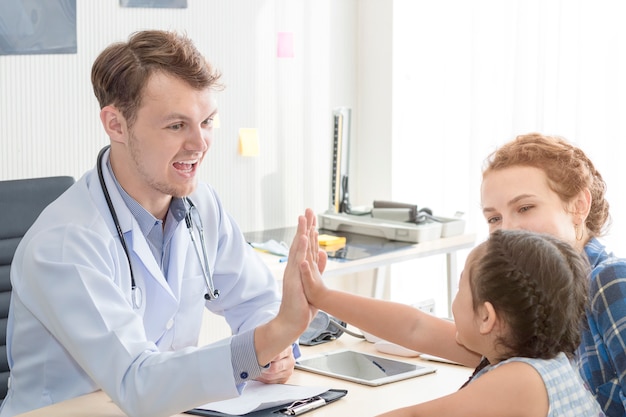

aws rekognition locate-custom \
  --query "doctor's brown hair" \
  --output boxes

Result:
[91,30,223,128]
[469,229,589,361]
[482,133,610,238]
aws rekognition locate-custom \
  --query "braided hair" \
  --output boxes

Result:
[470,229,589,361]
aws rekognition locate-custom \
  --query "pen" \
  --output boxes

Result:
[279,256,288,263]
[282,397,326,415]
[372,360,386,373]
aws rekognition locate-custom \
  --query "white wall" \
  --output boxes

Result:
[0,0,359,234]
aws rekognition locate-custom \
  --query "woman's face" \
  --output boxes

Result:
[481,166,579,248]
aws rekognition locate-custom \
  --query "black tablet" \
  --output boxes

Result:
[295,349,436,386]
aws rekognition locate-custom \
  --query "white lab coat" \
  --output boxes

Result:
[0,150,282,417]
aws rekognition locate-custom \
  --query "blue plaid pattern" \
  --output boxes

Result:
[576,238,626,417]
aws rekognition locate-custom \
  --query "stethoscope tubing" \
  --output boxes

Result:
[96,145,219,308]
[184,199,220,301]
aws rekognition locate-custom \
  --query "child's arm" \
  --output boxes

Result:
[376,361,548,417]
[299,252,481,367]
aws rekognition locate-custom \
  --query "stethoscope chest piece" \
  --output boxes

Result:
[132,286,143,309]
[204,289,220,301]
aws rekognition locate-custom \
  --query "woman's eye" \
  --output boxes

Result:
[487,216,501,224]
[202,118,213,128]
[170,123,183,131]
[519,205,532,213]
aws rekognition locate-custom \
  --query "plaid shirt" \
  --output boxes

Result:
[576,238,626,417]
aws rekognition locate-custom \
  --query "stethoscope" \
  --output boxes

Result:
[96,145,220,309]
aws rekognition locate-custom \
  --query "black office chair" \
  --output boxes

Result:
[0,176,75,401]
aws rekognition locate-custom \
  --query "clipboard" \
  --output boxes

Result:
[185,389,347,416]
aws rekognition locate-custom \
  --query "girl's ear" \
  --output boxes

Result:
[100,105,128,144]
[478,301,498,335]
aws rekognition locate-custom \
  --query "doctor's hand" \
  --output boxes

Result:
[304,208,327,275]
[255,346,295,384]
[278,208,321,332]
[299,216,330,310]
[293,207,328,315]
[253,209,319,367]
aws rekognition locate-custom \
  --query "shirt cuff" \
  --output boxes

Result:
[231,329,264,385]
[292,342,301,360]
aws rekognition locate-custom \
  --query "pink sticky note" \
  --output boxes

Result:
[277,32,294,58]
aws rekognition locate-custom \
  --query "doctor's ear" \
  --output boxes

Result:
[100,105,128,144]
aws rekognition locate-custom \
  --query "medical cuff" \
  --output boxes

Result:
[231,329,264,385]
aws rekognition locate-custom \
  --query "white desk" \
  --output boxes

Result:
[16,335,472,417]
[283,336,473,415]
[256,233,475,317]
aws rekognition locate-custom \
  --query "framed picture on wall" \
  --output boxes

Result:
[120,0,187,7]
[0,0,77,56]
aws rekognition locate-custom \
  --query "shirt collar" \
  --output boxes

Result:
[584,237,607,270]
[105,158,187,237]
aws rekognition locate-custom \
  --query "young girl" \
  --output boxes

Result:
[298,226,604,416]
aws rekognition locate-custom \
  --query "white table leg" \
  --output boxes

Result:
[446,252,458,318]
[371,265,389,299]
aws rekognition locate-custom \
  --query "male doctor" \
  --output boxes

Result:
[0,30,325,417]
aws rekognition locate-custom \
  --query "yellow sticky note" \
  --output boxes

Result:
[238,128,259,157]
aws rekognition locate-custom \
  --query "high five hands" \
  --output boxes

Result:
[254,208,327,383]
[280,208,328,334]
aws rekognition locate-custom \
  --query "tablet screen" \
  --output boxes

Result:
[295,349,436,386]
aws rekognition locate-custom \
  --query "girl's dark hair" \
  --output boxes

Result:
[91,30,223,128]
[470,229,589,360]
